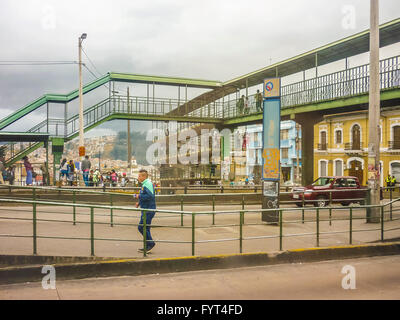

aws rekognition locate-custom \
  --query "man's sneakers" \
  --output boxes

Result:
[138,244,155,253]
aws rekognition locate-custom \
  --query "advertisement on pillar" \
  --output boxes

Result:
[262,78,281,223]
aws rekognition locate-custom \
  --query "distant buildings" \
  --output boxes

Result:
[314,107,400,185]
[245,120,302,185]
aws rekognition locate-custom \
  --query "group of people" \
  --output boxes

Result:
[386,174,397,188]
[236,90,263,116]
[59,155,131,187]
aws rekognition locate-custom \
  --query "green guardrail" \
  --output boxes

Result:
[0,195,399,258]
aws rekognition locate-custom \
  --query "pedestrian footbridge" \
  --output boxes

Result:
[1,18,400,167]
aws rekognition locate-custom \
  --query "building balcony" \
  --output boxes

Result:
[388,141,400,150]
[317,143,328,151]
[344,142,363,153]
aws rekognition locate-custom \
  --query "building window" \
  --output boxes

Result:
[319,160,328,177]
[282,148,289,159]
[280,129,289,140]
[392,125,400,149]
[351,124,361,150]
[391,162,400,182]
[334,159,343,176]
[335,130,342,144]
[319,131,327,150]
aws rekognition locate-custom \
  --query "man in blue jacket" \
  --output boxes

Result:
[134,169,156,252]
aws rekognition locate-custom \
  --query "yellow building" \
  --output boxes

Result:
[314,107,400,186]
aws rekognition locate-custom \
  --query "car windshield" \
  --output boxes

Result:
[312,177,333,186]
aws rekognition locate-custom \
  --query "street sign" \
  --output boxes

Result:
[262,78,281,224]
[79,146,86,157]
[263,78,281,99]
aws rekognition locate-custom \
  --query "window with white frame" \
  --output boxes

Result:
[334,159,343,176]
[335,129,342,144]
[319,160,328,177]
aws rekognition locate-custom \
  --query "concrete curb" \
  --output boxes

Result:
[1,242,400,285]
[0,255,124,268]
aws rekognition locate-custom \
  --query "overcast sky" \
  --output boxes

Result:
[1,0,400,134]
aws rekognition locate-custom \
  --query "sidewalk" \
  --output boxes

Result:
[0,202,399,259]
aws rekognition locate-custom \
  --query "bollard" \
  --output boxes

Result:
[381,205,384,242]
[212,194,215,225]
[316,208,320,247]
[110,194,114,227]
[180,196,184,227]
[143,211,147,257]
[33,202,37,255]
[349,207,353,244]
[390,187,393,221]
[239,211,244,253]
[192,213,195,256]
[73,191,76,225]
[279,210,283,251]
[90,207,94,256]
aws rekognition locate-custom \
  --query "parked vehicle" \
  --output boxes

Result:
[291,176,368,207]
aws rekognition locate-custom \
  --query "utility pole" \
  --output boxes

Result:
[127,87,132,170]
[78,33,87,160]
[367,0,381,223]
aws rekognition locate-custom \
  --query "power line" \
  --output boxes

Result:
[80,46,109,90]
[82,62,110,90]
[0,61,79,66]
[81,47,103,77]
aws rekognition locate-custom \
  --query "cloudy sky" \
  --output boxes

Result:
[1,0,400,134]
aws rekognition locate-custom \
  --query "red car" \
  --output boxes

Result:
[291,176,368,207]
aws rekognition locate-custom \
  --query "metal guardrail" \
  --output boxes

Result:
[0,186,399,258]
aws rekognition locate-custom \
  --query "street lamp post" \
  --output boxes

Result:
[78,33,87,160]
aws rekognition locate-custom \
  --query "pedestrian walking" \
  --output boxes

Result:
[236,95,244,115]
[59,158,68,184]
[93,168,100,187]
[244,96,249,114]
[133,169,156,253]
[111,169,118,187]
[67,160,75,186]
[391,175,397,188]
[256,89,263,112]
[22,156,33,186]
[7,166,15,185]
[81,155,91,186]
[40,162,49,186]
[386,174,393,188]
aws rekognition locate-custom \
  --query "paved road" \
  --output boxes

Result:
[1,255,400,300]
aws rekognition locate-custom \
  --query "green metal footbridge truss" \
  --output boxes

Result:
[2,18,400,167]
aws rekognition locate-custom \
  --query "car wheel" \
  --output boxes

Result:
[341,202,350,206]
[295,202,303,208]
[315,196,327,208]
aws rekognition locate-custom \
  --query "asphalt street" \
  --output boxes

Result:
[1,255,399,300]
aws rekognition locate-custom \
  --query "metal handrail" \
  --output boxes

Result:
[0,195,398,257]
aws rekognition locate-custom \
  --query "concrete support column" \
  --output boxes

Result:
[296,113,322,186]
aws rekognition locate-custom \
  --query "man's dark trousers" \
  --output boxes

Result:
[138,210,156,248]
